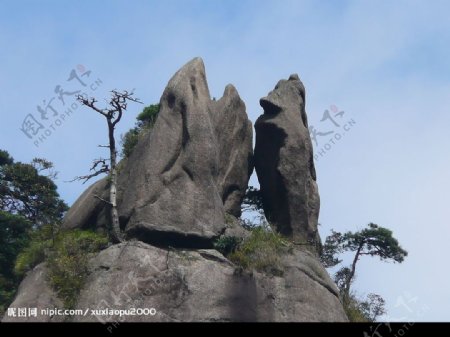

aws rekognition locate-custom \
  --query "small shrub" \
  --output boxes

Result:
[121,104,160,158]
[342,292,385,322]
[14,224,57,277]
[15,229,108,310]
[47,230,108,309]
[228,227,291,276]
[342,295,369,322]
[136,104,159,128]
[14,239,52,277]
[213,236,241,255]
[0,276,17,315]
[121,127,140,158]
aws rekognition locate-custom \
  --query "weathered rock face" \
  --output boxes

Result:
[212,84,253,217]
[62,177,109,231]
[4,242,347,322]
[2,264,65,322]
[254,74,320,247]
[61,58,253,246]
[118,57,225,245]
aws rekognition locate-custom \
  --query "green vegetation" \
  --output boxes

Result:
[46,230,108,309]
[342,292,386,322]
[0,150,68,227]
[0,150,68,315]
[213,236,241,256]
[228,227,292,276]
[121,104,160,158]
[14,230,51,277]
[320,223,407,321]
[0,211,31,314]
[219,195,291,276]
[14,228,108,309]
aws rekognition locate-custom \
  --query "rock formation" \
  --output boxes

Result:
[254,74,320,248]
[62,58,253,246]
[118,58,225,245]
[4,242,346,322]
[4,59,347,322]
[212,84,253,217]
[62,177,109,231]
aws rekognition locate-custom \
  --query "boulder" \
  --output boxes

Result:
[254,74,320,248]
[118,57,225,245]
[2,264,64,322]
[62,177,109,231]
[3,241,347,322]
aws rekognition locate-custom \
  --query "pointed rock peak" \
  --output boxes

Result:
[168,57,206,85]
[259,74,306,116]
[217,84,242,105]
[118,56,252,243]
[289,73,300,81]
[223,83,238,97]
[183,57,205,72]
[168,57,207,86]
[164,57,210,104]
[254,73,319,248]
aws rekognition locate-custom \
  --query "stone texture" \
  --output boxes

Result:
[221,214,251,240]
[254,74,320,247]
[211,84,253,218]
[118,57,225,245]
[62,177,109,231]
[2,263,64,322]
[3,241,347,322]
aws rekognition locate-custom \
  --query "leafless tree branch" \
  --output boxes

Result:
[69,158,109,184]
[94,194,112,206]
[76,95,108,117]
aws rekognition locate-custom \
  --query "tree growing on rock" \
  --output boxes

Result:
[120,104,160,158]
[74,90,142,242]
[320,223,408,321]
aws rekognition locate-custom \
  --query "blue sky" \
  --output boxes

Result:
[1,0,450,321]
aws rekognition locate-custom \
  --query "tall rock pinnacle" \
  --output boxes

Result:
[62,58,253,246]
[254,74,320,250]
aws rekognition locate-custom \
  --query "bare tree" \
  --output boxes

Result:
[73,90,142,242]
